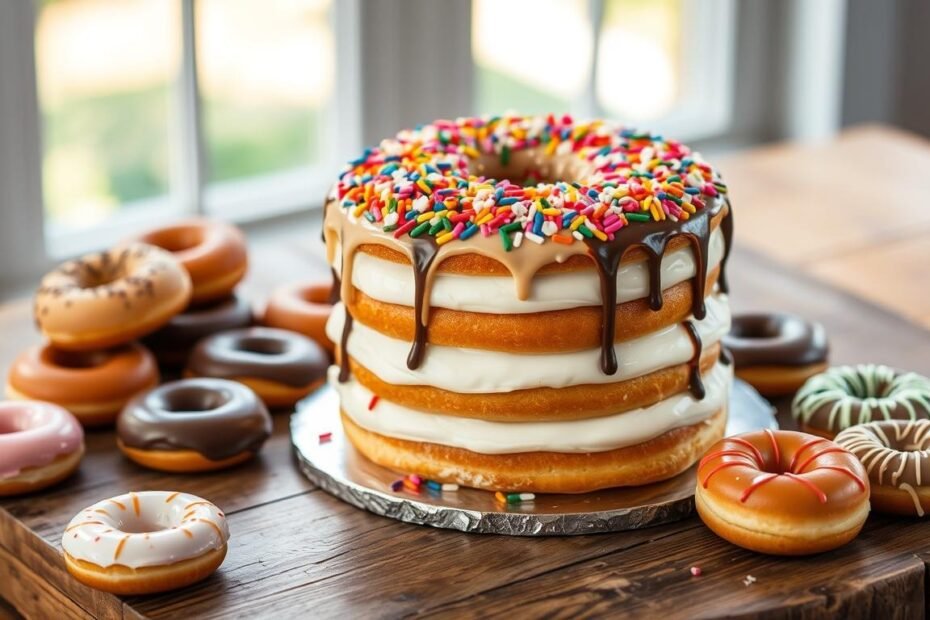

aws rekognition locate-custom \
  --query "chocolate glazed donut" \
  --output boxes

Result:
[723,313,829,397]
[117,378,271,472]
[186,327,329,408]
[144,294,253,367]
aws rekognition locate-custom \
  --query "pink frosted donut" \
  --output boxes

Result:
[0,401,84,496]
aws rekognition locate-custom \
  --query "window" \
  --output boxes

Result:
[2,0,744,280]
[32,0,357,257]
[472,0,735,140]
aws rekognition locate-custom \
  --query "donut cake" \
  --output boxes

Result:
[323,115,734,493]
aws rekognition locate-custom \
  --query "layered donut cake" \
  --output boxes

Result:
[323,115,734,493]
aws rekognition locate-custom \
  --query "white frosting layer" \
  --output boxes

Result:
[334,362,731,454]
[61,491,229,569]
[336,227,725,313]
[326,294,730,393]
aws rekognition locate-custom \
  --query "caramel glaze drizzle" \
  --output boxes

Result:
[324,195,731,382]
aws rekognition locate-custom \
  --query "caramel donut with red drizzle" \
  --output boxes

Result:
[61,491,229,595]
[695,429,869,555]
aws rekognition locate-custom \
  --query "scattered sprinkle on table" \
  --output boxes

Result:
[743,574,757,586]
[690,566,702,577]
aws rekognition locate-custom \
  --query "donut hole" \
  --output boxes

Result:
[44,348,110,369]
[0,419,23,434]
[117,515,170,534]
[234,336,287,356]
[161,386,230,413]
[467,149,591,186]
[730,317,782,340]
[300,285,332,305]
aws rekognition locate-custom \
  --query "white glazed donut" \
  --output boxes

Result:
[61,491,230,595]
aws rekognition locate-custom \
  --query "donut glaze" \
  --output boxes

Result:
[117,378,271,472]
[793,364,930,438]
[0,401,84,495]
[62,491,229,595]
[144,294,253,367]
[137,219,247,304]
[6,343,159,426]
[186,327,328,407]
[836,420,930,517]
[34,243,192,351]
[696,429,869,555]
[261,280,335,354]
[723,313,828,397]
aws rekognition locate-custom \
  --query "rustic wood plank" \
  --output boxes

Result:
[420,515,927,619]
[0,544,92,620]
[808,234,930,331]
[727,246,930,375]
[127,491,703,619]
[719,125,930,266]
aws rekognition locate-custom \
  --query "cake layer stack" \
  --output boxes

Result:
[323,115,733,493]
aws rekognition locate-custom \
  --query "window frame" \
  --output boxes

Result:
[16,0,361,261]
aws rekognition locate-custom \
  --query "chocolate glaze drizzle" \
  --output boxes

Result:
[682,320,706,400]
[582,199,723,375]
[718,199,733,294]
[325,196,730,381]
[407,238,441,370]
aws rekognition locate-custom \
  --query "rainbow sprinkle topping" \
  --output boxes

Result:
[334,114,728,250]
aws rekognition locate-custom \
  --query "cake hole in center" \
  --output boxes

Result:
[467,150,590,187]
[235,336,287,356]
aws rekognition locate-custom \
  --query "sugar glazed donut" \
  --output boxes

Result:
[186,327,329,408]
[61,491,229,595]
[34,243,192,351]
[7,343,159,426]
[117,378,271,473]
[723,313,828,397]
[144,294,253,367]
[261,280,335,354]
[0,401,84,496]
[696,429,869,555]
[836,420,930,517]
[136,219,248,305]
[793,364,930,438]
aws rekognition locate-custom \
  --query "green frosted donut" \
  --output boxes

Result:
[792,364,930,436]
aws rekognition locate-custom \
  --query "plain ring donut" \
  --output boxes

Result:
[7,342,160,426]
[0,401,84,496]
[34,243,192,351]
[261,280,335,354]
[696,429,869,555]
[61,491,229,595]
[117,378,272,473]
[723,312,828,397]
[136,218,248,305]
[793,364,930,438]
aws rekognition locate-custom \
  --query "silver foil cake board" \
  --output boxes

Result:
[290,379,777,536]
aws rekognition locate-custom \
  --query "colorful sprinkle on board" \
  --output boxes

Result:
[333,114,727,250]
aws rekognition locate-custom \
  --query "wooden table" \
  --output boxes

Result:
[3,125,930,619]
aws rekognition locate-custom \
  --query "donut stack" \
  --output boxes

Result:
[323,115,735,493]
[4,219,250,426]
[140,219,253,369]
